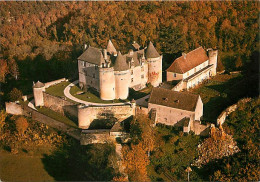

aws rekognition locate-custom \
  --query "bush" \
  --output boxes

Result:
[15,116,29,135]
[9,88,22,101]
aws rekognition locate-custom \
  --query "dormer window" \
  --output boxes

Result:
[162,97,168,101]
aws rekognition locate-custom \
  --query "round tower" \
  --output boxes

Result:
[146,41,162,87]
[99,67,115,100]
[208,48,218,76]
[114,52,130,100]
[33,81,45,107]
[78,104,91,129]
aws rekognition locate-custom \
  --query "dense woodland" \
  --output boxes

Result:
[0,1,259,98]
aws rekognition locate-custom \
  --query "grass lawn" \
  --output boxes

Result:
[70,84,128,103]
[45,81,71,97]
[0,149,55,182]
[37,106,78,128]
[189,73,245,123]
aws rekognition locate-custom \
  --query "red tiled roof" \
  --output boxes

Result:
[166,47,209,74]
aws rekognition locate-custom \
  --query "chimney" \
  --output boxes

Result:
[182,53,186,59]
[103,49,107,60]
[84,44,88,50]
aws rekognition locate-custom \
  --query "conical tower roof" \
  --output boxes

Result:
[146,41,160,58]
[114,52,129,71]
[33,81,45,88]
[107,39,117,55]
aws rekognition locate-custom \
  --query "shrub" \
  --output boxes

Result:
[9,88,22,101]
[15,116,29,135]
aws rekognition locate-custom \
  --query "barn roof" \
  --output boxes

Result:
[148,87,200,112]
[166,47,209,74]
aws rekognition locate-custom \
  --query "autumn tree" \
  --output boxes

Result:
[9,88,23,102]
[0,110,7,135]
[15,116,29,135]
[8,58,19,80]
[122,143,150,181]
[0,59,8,83]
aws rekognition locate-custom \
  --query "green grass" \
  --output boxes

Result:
[148,125,202,181]
[37,106,78,128]
[45,81,71,97]
[0,149,55,182]
[189,73,244,123]
[70,84,127,103]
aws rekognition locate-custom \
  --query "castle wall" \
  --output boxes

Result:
[33,87,45,107]
[208,49,218,76]
[148,103,195,126]
[44,78,66,88]
[5,102,23,115]
[182,60,209,80]
[130,64,148,89]
[43,92,77,117]
[115,70,130,100]
[78,60,100,91]
[147,56,162,87]
[99,67,115,100]
[195,96,203,120]
[78,104,134,129]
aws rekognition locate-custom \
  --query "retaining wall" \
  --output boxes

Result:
[217,98,251,126]
[78,104,135,129]
[43,92,78,117]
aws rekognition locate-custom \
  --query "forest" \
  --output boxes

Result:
[0,1,259,96]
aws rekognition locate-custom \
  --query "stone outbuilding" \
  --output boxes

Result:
[148,87,203,132]
[166,47,218,91]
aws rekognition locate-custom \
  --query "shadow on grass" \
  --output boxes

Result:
[41,140,118,181]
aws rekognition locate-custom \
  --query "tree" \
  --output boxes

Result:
[0,59,8,83]
[9,88,23,102]
[235,56,243,69]
[8,58,19,80]
[15,116,29,135]
[0,110,7,135]
[122,143,150,181]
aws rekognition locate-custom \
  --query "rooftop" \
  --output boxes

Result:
[167,47,209,74]
[148,87,200,112]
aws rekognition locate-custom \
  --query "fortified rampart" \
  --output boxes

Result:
[78,104,135,129]
[43,92,77,117]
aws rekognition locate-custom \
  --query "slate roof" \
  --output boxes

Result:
[78,46,105,65]
[145,41,160,58]
[33,81,45,88]
[166,47,209,74]
[107,40,117,55]
[123,49,145,67]
[148,87,200,112]
[114,52,129,71]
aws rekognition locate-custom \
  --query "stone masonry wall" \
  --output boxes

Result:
[5,102,24,115]
[78,104,134,129]
[43,92,78,117]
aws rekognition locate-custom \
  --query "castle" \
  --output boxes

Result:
[78,40,162,100]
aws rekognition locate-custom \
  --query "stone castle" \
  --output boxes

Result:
[78,40,162,100]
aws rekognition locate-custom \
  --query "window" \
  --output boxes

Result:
[131,78,134,82]
[93,74,95,78]
[131,70,133,75]
[174,73,176,77]
[141,74,144,79]
[82,61,85,67]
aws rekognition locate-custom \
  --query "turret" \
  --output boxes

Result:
[99,66,116,100]
[114,52,130,100]
[33,81,45,107]
[107,39,117,56]
[146,41,162,87]
[207,48,218,76]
